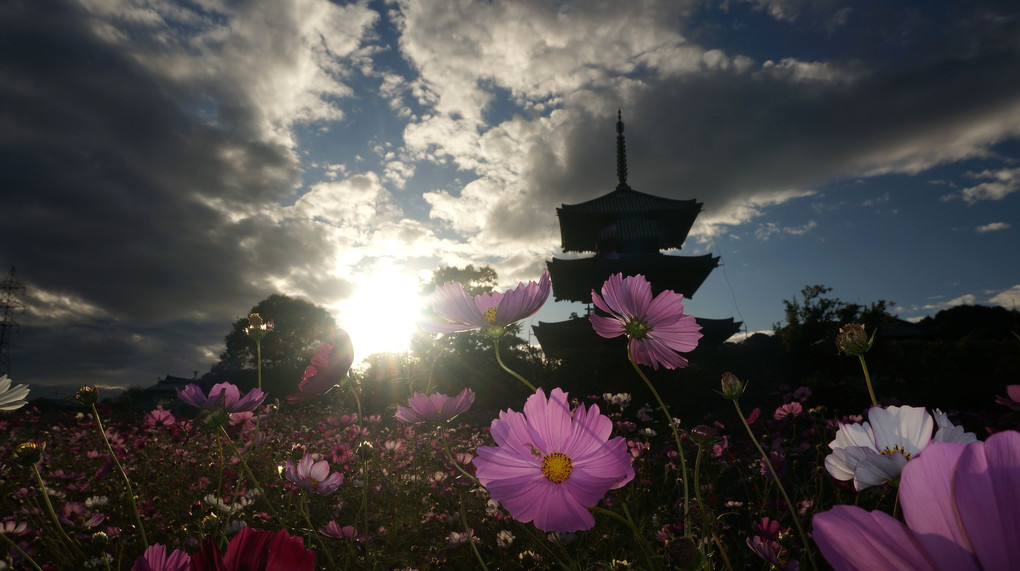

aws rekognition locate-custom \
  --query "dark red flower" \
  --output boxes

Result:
[287,329,354,404]
[189,527,315,571]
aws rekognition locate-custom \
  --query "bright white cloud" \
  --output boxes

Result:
[976,222,1011,233]
[959,167,1020,204]
[990,284,1020,309]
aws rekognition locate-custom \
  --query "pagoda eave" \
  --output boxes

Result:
[547,253,719,303]
[533,316,743,358]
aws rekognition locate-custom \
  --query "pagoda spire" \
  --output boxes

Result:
[616,110,629,189]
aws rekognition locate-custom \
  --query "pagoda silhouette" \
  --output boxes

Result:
[533,112,742,358]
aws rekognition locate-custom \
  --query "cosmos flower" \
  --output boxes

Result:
[243,312,274,342]
[814,431,1020,571]
[287,329,354,404]
[285,454,344,495]
[995,384,1020,411]
[394,388,475,423]
[130,543,189,571]
[319,520,365,541]
[190,527,316,571]
[0,374,30,411]
[177,382,266,413]
[419,271,551,338]
[473,387,634,532]
[824,405,976,490]
[589,273,702,369]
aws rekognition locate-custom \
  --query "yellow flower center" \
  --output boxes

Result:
[309,477,320,489]
[483,306,499,324]
[880,444,912,460]
[541,451,573,483]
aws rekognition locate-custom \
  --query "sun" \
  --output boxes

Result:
[334,268,427,363]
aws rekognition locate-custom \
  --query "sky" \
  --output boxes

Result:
[2,0,1019,395]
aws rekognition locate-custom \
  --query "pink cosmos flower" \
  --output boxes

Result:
[177,382,266,413]
[394,388,475,423]
[190,527,316,571]
[285,454,344,495]
[995,384,1020,411]
[419,271,551,338]
[589,273,702,369]
[319,520,365,541]
[473,388,635,532]
[774,402,803,420]
[130,543,189,571]
[288,329,354,404]
[814,430,1020,570]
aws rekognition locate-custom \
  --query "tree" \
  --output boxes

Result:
[205,294,336,395]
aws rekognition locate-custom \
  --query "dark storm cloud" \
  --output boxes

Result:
[0,1,349,386]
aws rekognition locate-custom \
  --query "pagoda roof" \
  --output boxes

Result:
[533,315,742,358]
[547,253,718,303]
[557,186,702,253]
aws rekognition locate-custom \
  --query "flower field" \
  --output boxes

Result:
[1,273,1017,570]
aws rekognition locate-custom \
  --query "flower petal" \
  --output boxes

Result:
[953,431,1020,570]
[813,505,937,571]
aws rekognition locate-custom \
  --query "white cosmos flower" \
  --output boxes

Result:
[824,405,977,490]
[0,375,30,411]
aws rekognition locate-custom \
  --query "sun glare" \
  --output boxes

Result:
[335,269,427,364]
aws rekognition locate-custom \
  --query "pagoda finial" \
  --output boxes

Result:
[616,110,629,189]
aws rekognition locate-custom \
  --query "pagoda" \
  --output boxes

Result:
[533,112,741,357]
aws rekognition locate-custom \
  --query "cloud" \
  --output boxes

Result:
[990,284,1020,309]
[957,167,1020,204]
[976,222,1011,233]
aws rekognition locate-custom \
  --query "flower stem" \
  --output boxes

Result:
[628,350,692,539]
[299,495,337,570]
[590,506,658,570]
[216,425,281,523]
[255,340,263,391]
[0,528,44,571]
[439,428,479,485]
[494,337,537,392]
[732,400,818,571]
[858,354,879,407]
[31,463,86,562]
[91,403,148,549]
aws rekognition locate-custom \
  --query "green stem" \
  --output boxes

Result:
[460,503,489,571]
[494,337,537,392]
[255,340,263,391]
[590,505,659,570]
[732,400,818,571]
[91,404,148,549]
[439,428,480,485]
[349,381,370,537]
[299,495,337,570]
[216,425,281,523]
[31,464,87,562]
[858,354,879,407]
[628,350,692,539]
[0,529,44,571]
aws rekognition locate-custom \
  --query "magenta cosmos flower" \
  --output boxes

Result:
[285,453,344,495]
[190,527,316,571]
[473,387,634,532]
[177,382,266,413]
[419,271,551,338]
[287,329,354,404]
[130,543,189,571]
[814,430,1020,570]
[590,273,702,369]
[395,388,475,423]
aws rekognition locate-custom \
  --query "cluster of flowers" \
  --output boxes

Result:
[2,273,1018,570]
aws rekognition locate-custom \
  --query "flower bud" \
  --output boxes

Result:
[13,442,42,467]
[73,385,99,405]
[836,323,874,356]
[720,372,745,401]
[244,313,274,342]
[689,425,718,447]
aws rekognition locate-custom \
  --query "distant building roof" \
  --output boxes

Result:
[547,253,718,303]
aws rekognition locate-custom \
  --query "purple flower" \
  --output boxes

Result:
[473,388,634,532]
[995,384,1020,411]
[814,430,1020,570]
[130,543,189,571]
[395,388,475,423]
[319,520,365,541]
[285,454,344,495]
[774,402,803,420]
[177,382,266,413]
[288,329,354,404]
[589,273,702,369]
[419,271,551,338]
